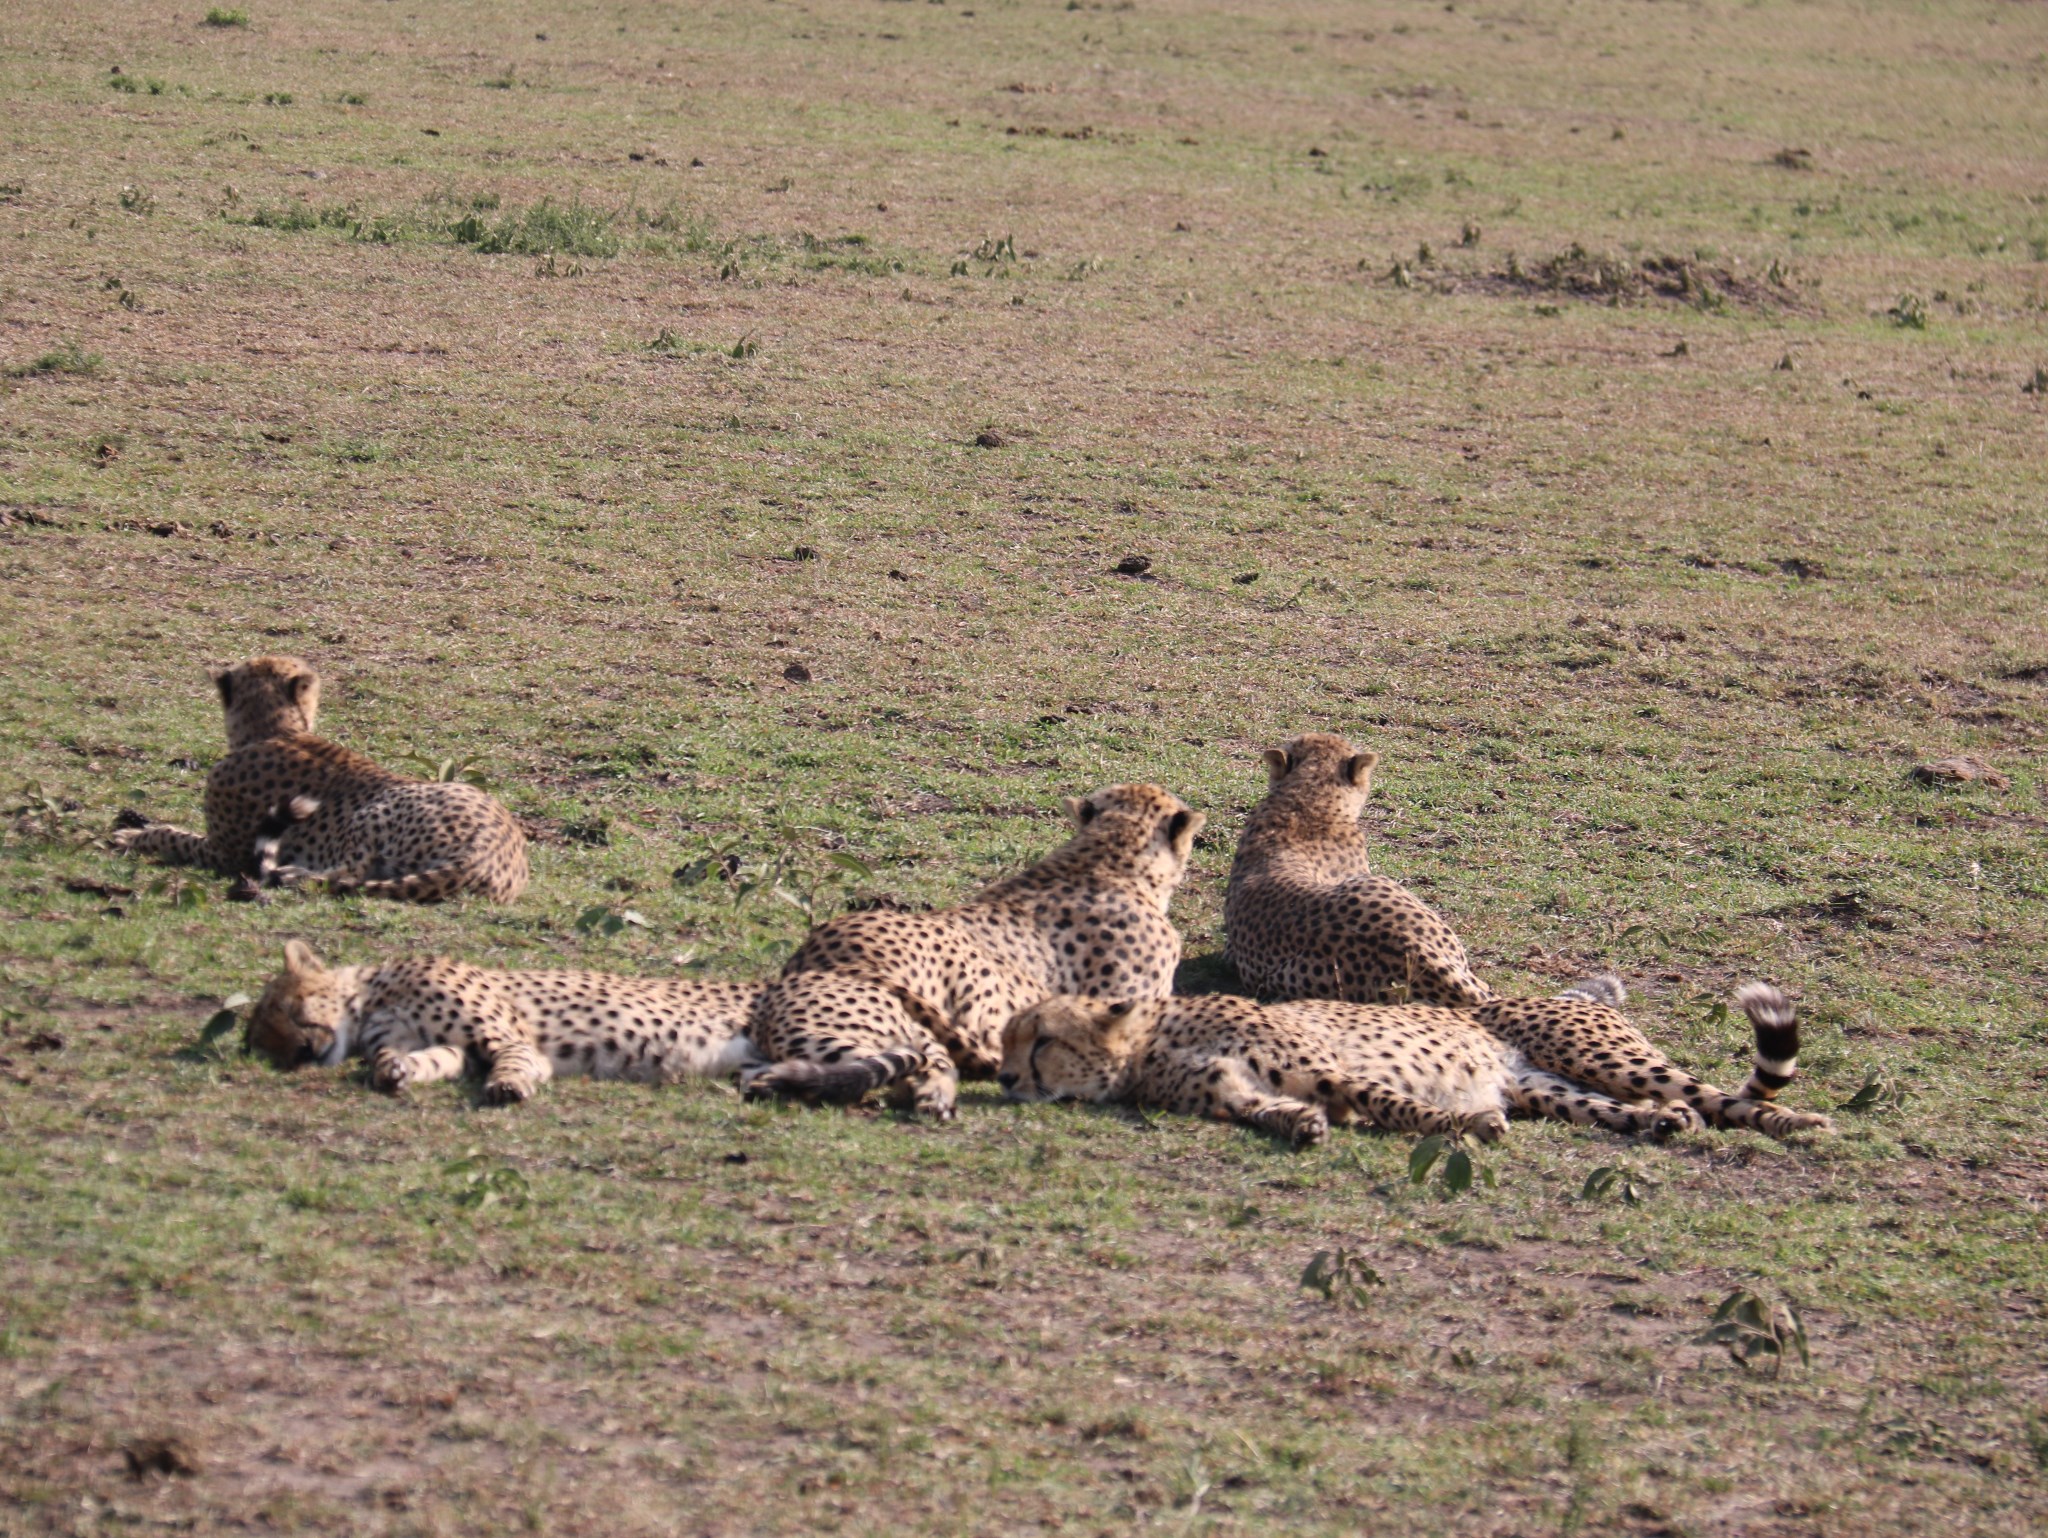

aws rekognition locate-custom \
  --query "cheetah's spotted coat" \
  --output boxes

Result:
[1225,732,1491,1006]
[1002,979,1832,1144]
[112,656,528,903]
[248,940,763,1103]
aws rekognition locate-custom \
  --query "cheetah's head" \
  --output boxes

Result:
[1056,784,1205,898]
[247,939,353,1070]
[1262,732,1378,810]
[214,656,321,748]
[1000,995,1154,1104]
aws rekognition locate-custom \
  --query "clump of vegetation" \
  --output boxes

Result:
[261,90,293,106]
[7,340,101,378]
[450,199,620,258]
[1888,293,1929,329]
[107,72,169,96]
[203,7,250,26]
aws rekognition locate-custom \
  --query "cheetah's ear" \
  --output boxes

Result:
[1261,747,1291,784]
[212,668,234,708]
[282,938,325,979]
[1163,807,1205,847]
[1344,751,1379,788]
[290,672,316,701]
[1063,795,1098,828]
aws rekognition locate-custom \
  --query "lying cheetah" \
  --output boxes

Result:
[744,783,1204,1119]
[1224,732,1492,1006]
[112,656,529,902]
[247,940,764,1103]
[1000,978,1832,1144]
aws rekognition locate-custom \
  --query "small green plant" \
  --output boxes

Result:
[9,340,102,378]
[108,73,169,96]
[117,184,154,215]
[1692,1288,1810,1376]
[1408,1133,1492,1196]
[182,994,252,1062]
[443,1153,529,1210]
[575,905,650,939]
[338,90,367,105]
[203,8,250,25]
[261,91,293,106]
[402,750,490,786]
[1299,1248,1382,1307]
[729,334,758,360]
[1887,293,1928,329]
[1839,1066,1909,1114]
[148,874,209,910]
[1581,1164,1656,1206]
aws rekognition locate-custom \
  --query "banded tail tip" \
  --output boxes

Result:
[1733,981,1800,1098]
[1558,973,1627,1009]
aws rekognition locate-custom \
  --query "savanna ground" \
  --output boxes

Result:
[2,0,2046,1532]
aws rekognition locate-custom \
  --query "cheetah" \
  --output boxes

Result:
[1224,732,1492,1007]
[743,783,1204,1119]
[1000,978,1832,1144]
[111,656,529,902]
[247,940,765,1104]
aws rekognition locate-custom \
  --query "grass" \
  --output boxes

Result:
[2,0,2045,1533]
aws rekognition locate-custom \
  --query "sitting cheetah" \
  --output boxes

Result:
[111,656,529,902]
[1000,978,1832,1144]
[247,940,764,1104]
[744,783,1204,1119]
[1224,732,1492,1006]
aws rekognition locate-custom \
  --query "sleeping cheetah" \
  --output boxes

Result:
[743,783,1204,1119]
[1224,732,1492,1006]
[111,656,529,902]
[247,939,764,1103]
[1000,978,1832,1144]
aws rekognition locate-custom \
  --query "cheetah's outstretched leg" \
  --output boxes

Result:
[742,1048,957,1120]
[111,821,215,868]
[1190,1059,1331,1145]
[1331,1077,1468,1141]
[1506,1065,1702,1138]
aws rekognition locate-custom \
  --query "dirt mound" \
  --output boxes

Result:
[1459,244,1806,312]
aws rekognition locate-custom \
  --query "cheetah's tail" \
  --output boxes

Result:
[331,865,470,903]
[744,1049,928,1104]
[254,795,321,878]
[1557,973,1627,1009]
[1733,982,1802,1101]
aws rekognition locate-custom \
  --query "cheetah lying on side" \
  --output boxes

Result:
[112,656,529,903]
[247,940,765,1104]
[1000,978,1832,1144]
[744,784,1204,1120]
[1224,732,1493,1007]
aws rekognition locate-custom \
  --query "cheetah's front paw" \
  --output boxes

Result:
[1645,1103,1706,1138]
[370,1048,412,1094]
[482,1077,535,1107]
[1461,1109,1511,1144]
[1277,1104,1329,1147]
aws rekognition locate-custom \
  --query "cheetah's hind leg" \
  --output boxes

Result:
[1507,1061,1703,1139]
[742,1048,958,1121]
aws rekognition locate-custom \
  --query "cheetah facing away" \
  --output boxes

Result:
[743,783,1204,1120]
[1001,978,1832,1145]
[111,656,529,902]
[248,940,765,1104]
[1224,732,1492,1007]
